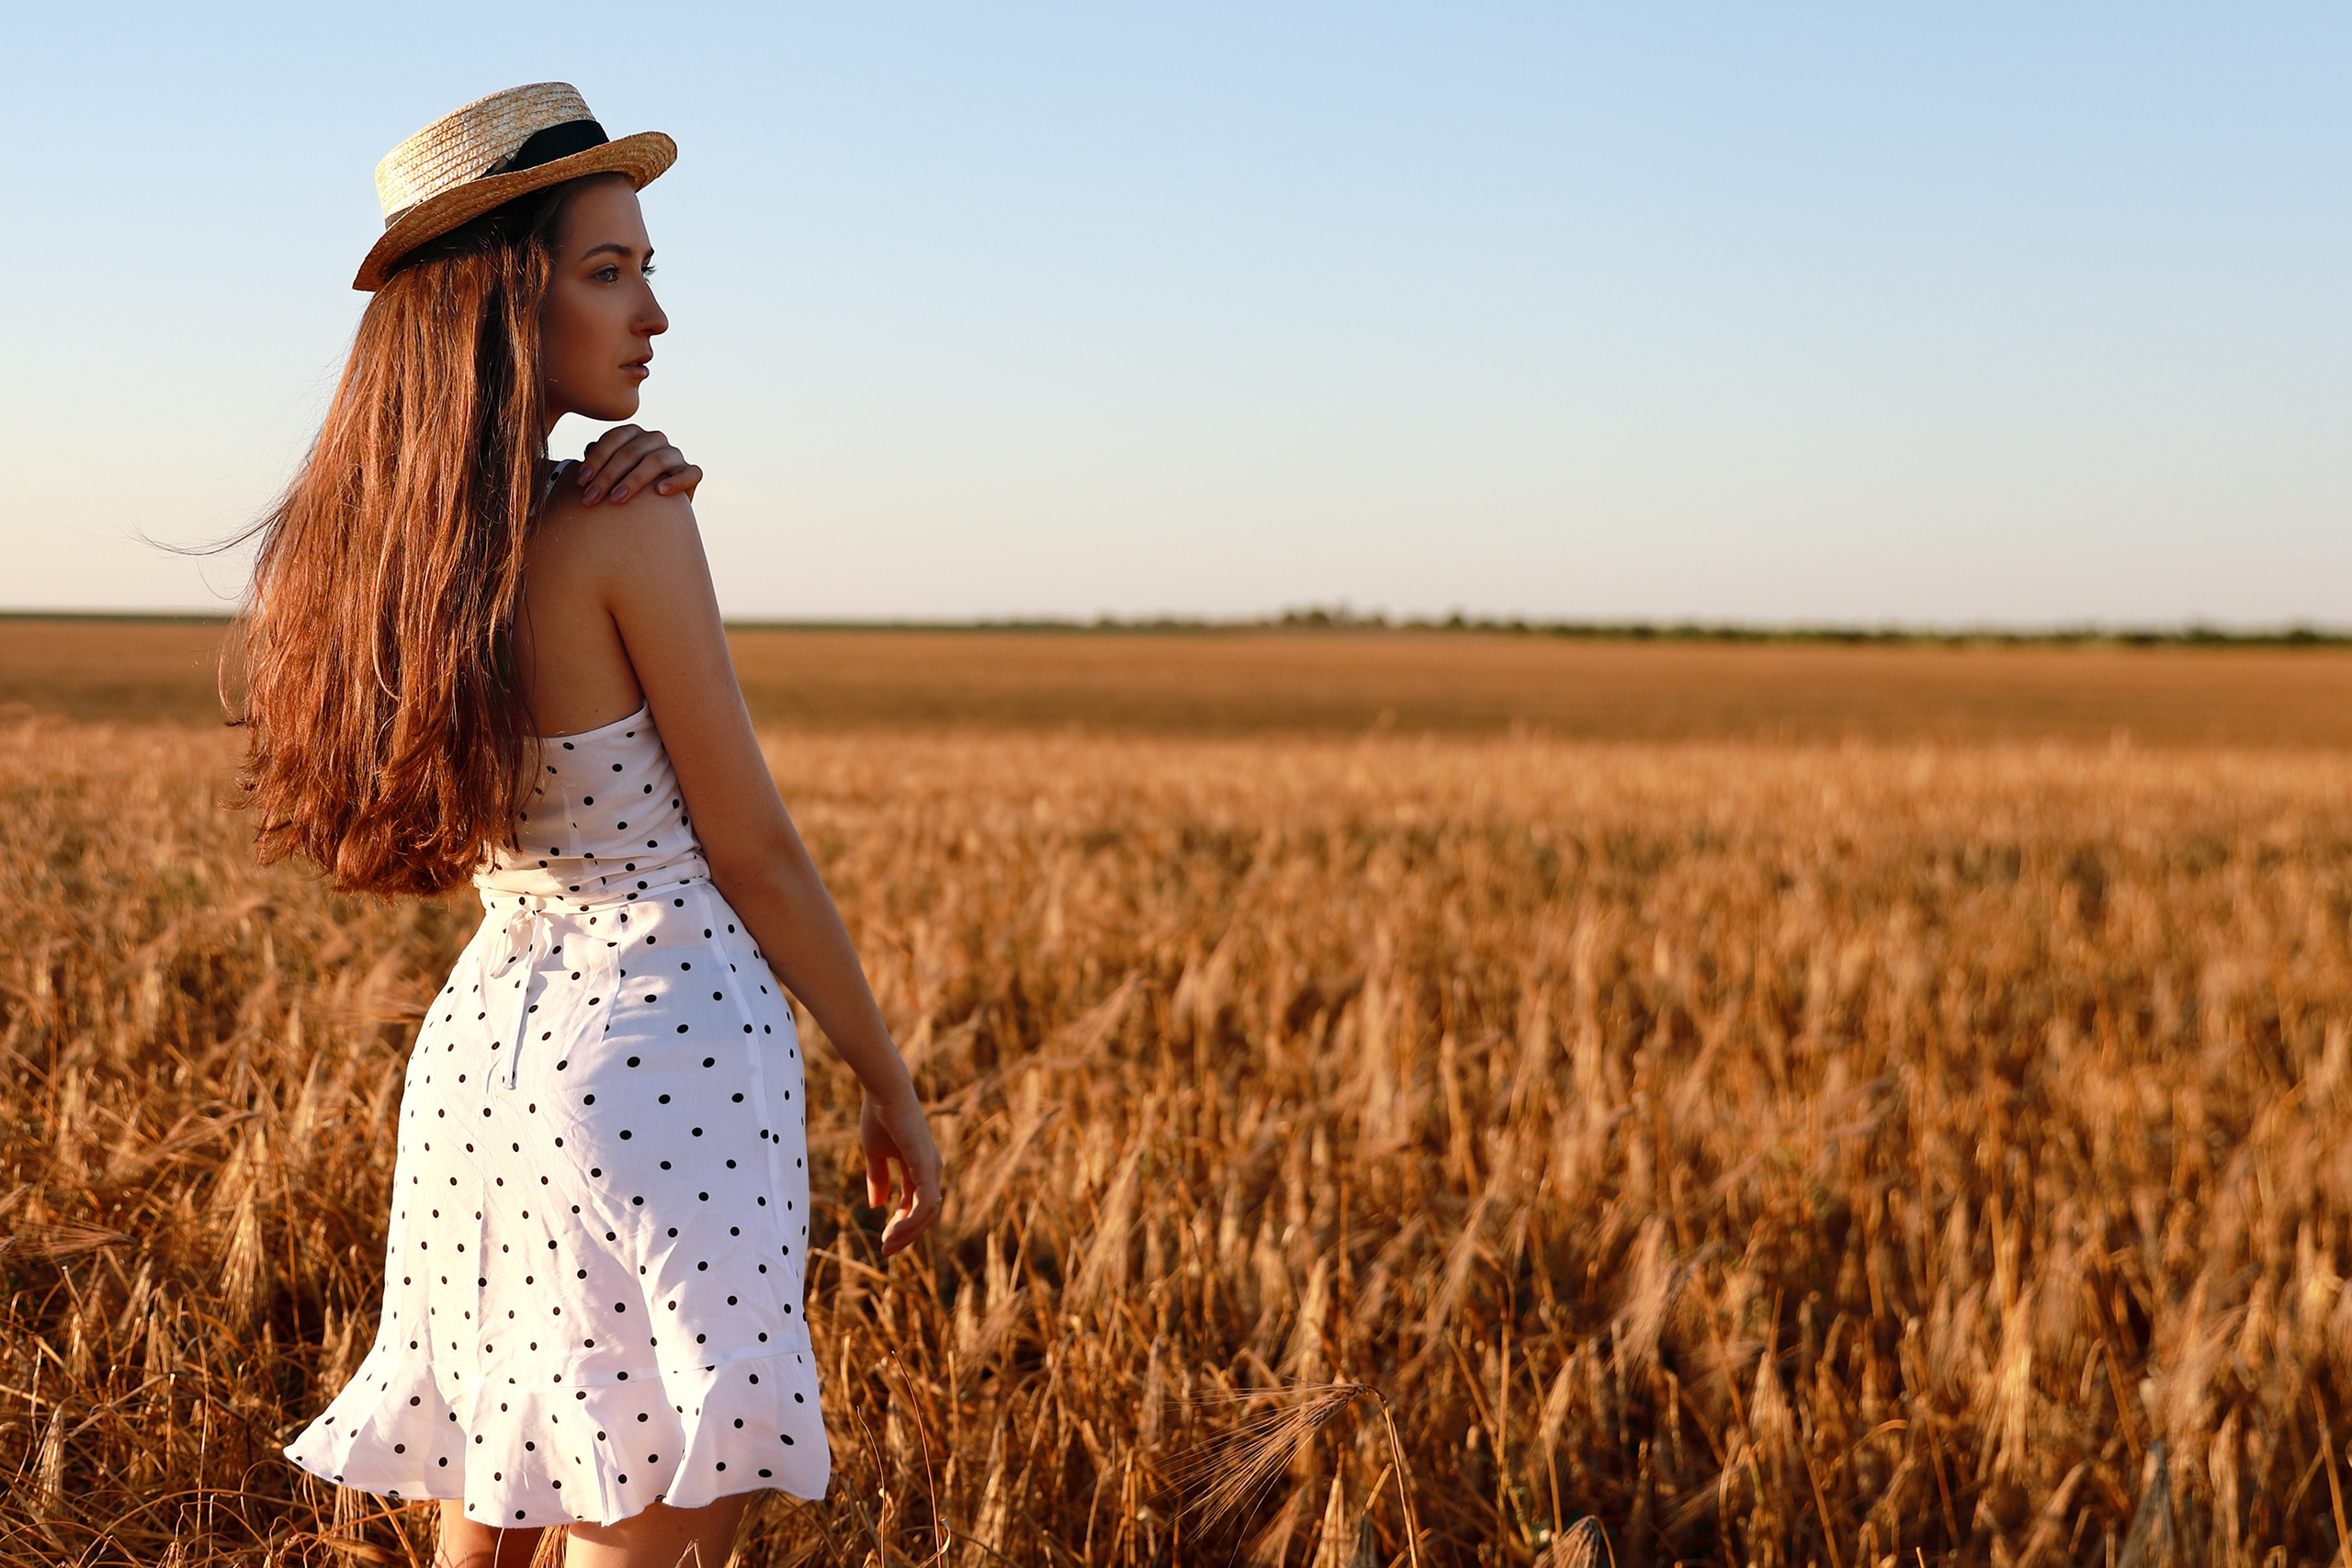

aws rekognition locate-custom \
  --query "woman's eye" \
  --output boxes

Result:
[593,265,620,282]
[640,263,657,277]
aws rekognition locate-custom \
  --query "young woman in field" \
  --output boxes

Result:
[246,85,944,1567]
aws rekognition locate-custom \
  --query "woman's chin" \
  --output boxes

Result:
[576,391,642,423]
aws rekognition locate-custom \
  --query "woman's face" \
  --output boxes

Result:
[539,176,668,428]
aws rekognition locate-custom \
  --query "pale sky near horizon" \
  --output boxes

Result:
[5,5,2346,626]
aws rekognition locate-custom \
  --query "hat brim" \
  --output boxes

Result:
[352,130,676,291]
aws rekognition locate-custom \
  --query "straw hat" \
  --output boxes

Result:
[354,82,675,290]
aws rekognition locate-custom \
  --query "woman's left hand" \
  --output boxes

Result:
[859,1089,944,1259]
[574,424,703,506]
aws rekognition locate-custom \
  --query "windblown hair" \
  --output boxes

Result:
[233,179,592,897]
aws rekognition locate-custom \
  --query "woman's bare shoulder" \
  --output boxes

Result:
[535,477,706,592]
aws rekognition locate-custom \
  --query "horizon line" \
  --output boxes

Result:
[5,606,2349,649]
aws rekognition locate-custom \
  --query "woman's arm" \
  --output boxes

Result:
[591,490,942,1258]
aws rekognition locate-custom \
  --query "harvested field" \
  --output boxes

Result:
[5,705,2352,1565]
[7,616,2352,745]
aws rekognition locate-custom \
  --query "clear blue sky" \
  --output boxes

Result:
[6,4,2346,626]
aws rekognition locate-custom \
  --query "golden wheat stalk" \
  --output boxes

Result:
[1169,1381,1422,1568]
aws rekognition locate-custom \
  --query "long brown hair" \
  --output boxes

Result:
[233,179,590,897]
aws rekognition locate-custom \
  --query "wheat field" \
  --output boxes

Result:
[6,632,2352,1565]
[11,618,2352,745]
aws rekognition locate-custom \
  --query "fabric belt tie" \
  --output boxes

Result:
[481,902,553,1091]
[467,862,712,1092]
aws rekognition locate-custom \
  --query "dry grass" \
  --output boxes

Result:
[12,617,2352,745]
[6,713,2352,1566]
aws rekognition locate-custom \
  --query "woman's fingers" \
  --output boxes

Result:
[885,1138,944,1256]
[861,1091,944,1258]
[608,452,699,504]
[878,1162,943,1257]
[576,427,675,503]
[574,423,647,493]
[587,435,669,502]
[577,423,641,477]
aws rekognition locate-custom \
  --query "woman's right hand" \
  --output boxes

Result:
[575,423,702,505]
[860,1089,944,1258]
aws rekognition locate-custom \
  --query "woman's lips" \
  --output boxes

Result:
[623,361,650,381]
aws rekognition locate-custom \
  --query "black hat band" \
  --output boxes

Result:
[486,118,611,179]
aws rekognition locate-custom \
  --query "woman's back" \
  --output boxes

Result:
[514,462,657,739]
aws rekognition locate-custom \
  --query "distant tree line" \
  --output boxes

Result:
[1261,605,2352,647]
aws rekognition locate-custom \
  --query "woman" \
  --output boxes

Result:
[256,84,944,1567]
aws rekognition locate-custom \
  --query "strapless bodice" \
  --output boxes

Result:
[474,703,707,902]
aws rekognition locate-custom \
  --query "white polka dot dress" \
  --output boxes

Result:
[286,703,831,1525]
